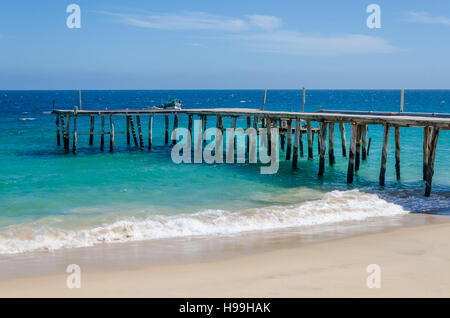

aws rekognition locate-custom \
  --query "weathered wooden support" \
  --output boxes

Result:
[148,116,153,151]
[425,127,440,197]
[188,115,193,150]
[261,89,267,110]
[72,107,78,154]
[195,115,203,160]
[172,114,178,145]
[89,116,95,146]
[394,126,400,180]
[361,125,368,160]
[267,117,272,156]
[246,117,251,153]
[231,116,237,152]
[109,114,115,152]
[280,119,286,151]
[379,124,390,186]
[317,128,321,155]
[286,119,293,160]
[164,115,169,144]
[339,123,347,157]
[129,116,138,146]
[56,115,61,146]
[318,122,327,177]
[347,124,357,184]
[100,115,105,151]
[292,119,300,169]
[253,117,258,130]
[307,120,313,160]
[202,116,207,142]
[137,115,144,148]
[328,122,335,165]
[368,137,372,156]
[355,125,362,171]
[126,116,130,145]
[65,114,70,151]
[227,116,237,162]
[216,115,223,154]
[423,126,431,181]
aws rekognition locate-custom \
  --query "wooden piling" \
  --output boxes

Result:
[126,116,131,145]
[267,117,272,156]
[307,120,313,160]
[379,124,390,186]
[61,116,67,150]
[188,115,193,150]
[148,116,153,151]
[100,115,105,151]
[328,122,335,165]
[172,114,178,145]
[202,116,207,142]
[89,116,95,146]
[355,125,362,171]
[302,87,306,112]
[347,124,357,184]
[109,114,114,152]
[56,115,61,146]
[129,116,138,146]
[318,122,327,177]
[292,119,300,169]
[361,125,368,160]
[286,119,293,160]
[73,107,78,154]
[246,117,251,153]
[425,127,440,197]
[262,89,267,110]
[65,114,70,152]
[137,115,144,148]
[216,115,223,154]
[423,126,431,180]
[279,119,285,151]
[395,126,400,180]
[165,115,169,144]
[339,123,347,157]
[299,121,304,157]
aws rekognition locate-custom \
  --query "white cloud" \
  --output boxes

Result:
[228,31,396,56]
[406,11,450,26]
[96,10,396,56]
[246,15,282,31]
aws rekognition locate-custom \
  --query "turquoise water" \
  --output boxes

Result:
[0,90,449,253]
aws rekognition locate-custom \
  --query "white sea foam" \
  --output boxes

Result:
[19,117,36,121]
[0,190,408,254]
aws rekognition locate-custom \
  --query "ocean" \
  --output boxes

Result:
[0,90,449,255]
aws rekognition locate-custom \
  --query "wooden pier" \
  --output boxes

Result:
[52,107,450,197]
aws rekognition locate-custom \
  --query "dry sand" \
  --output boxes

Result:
[1,222,449,297]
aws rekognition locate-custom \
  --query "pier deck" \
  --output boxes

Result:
[52,107,450,197]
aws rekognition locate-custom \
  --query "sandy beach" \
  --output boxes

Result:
[1,221,449,298]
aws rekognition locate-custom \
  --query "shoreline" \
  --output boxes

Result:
[1,218,450,297]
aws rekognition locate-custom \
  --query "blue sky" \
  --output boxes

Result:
[0,0,449,89]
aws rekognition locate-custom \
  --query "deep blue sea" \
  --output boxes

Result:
[0,90,449,254]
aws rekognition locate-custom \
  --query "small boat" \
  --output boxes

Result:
[152,98,182,110]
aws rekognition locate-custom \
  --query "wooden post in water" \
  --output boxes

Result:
[347,124,357,184]
[202,116,207,142]
[188,115,193,150]
[261,89,267,111]
[56,115,61,146]
[100,115,105,151]
[379,124,390,186]
[216,115,223,154]
[126,116,131,145]
[129,116,138,146]
[89,116,95,146]
[361,125,368,160]
[65,114,70,152]
[172,114,178,146]
[318,122,327,177]
[267,117,272,156]
[148,116,153,151]
[246,117,251,153]
[400,89,405,112]
[61,116,67,150]
[292,119,300,169]
[299,121,304,157]
[109,114,115,153]
[279,120,285,151]
[307,120,313,160]
[231,116,237,152]
[164,115,169,144]
[355,125,362,171]
[78,90,82,110]
[196,115,203,158]
[328,122,335,165]
[339,123,347,157]
[286,119,293,160]
[425,127,440,197]
[72,107,78,154]
[394,126,401,180]
[302,87,306,112]
[137,115,144,148]
[423,126,431,180]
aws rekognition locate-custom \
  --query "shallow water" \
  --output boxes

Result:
[0,90,449,254]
